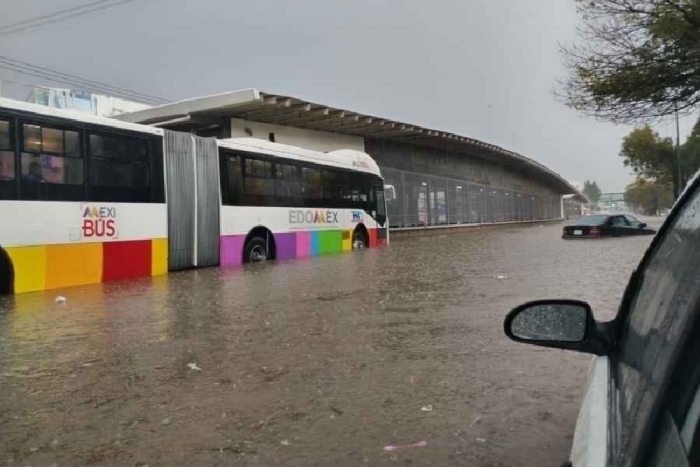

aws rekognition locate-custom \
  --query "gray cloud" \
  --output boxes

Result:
[2,0,697,192]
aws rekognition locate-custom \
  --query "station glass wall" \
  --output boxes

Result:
[382,167,562,228]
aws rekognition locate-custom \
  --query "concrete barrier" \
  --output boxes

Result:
[389,218,564,237]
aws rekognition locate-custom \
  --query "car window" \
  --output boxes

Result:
[576,215,609,226]
[624,215,641,228]
[611,216,629,227]
[646,411,690,467]
[615,187,700,467]
[643,312,700,466]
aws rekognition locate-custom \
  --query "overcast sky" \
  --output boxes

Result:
[2,0,698,192]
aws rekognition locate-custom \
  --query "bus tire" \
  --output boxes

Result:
[352,228,367,250]
[0,247,14,295]
[244,236,270,263]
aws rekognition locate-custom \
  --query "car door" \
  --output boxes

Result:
[623,215,641,229]
[622,215,649,235]
[644,316,700,466]
[608,182,700,466]
[608,215,630,236]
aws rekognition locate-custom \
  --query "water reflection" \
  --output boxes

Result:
[0,221,656,466]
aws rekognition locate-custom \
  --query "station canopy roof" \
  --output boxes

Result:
[114,88,586,200]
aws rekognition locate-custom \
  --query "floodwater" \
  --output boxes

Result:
[0,220,659,466]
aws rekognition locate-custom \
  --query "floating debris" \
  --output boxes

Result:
[383,440,427,451]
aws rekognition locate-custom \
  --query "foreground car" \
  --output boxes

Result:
[562,214,656,238]
[505,174,700,466]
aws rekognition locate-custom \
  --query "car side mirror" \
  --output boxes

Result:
[640,223,647,228]
[504,300,612,355]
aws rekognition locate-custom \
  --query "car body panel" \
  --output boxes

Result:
[570,356,610,467]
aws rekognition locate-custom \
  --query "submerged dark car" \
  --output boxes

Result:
[562,214,656,238]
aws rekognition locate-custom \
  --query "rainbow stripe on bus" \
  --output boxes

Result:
[6,239,168,294]
[6,228,384,294]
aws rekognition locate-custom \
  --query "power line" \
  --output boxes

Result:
[0,76,47,101]
[0,56,168,104]
[0,62,165,105]
[0,0,135,36]
[0,55,167,103]
[0,64,161,105]
[0,0,111,32]
[0,64,164,105]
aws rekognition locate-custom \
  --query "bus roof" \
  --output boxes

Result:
[0,98,164,137]
[0,99,382,176]
[217,138,382,177]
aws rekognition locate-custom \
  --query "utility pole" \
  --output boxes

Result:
[675,102,682,198]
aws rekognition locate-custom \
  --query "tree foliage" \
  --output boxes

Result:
[560,0,700,123]
[681,116,700,179]
[620,125,675,182]
[583,180,603,202]
[624,177,674,214]
[620,117,700,197]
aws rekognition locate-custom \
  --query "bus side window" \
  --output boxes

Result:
[300,167,323,204]
[274,162,301,200]
[20,122,84,202]
[0,118,16,200]
[222,154,243,205]
[243,157,274,198]
[307,168,323,200]
[88,133,151,203]
[323,169,347,206]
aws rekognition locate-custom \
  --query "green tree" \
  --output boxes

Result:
[559,0,700,123]
[620,120,700,198]
[620,126,680,196]
[681,116,700,181]
[624,178,674,215]
[583,180,602,203]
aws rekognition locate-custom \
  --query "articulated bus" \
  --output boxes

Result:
[0,98,388,294]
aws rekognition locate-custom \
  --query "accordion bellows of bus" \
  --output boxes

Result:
[0,98,388,294]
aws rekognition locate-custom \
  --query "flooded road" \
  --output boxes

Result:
[0,220,659,466]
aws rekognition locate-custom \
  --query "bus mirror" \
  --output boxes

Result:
[384,184,396,201]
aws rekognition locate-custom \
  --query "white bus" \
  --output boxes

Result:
[0,98,388,294]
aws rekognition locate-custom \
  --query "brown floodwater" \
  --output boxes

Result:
[0,219,659,466]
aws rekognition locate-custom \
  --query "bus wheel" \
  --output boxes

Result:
[352,231,366,249]
[244,237,269,263]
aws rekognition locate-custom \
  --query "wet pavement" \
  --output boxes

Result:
[0,219,660,466]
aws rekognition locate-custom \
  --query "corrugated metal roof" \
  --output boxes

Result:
[114,88,586,200]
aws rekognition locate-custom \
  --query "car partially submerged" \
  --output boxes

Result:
[562,214,656,238]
